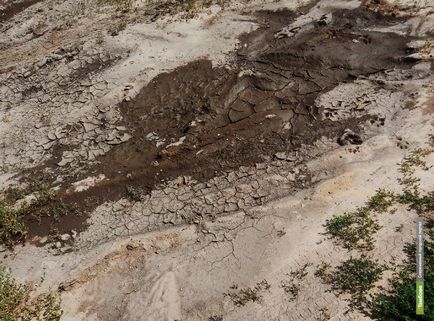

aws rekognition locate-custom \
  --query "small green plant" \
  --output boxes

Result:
[398,148,433,191]
[325,209,380,251]
[398,190,434,215]
[314,262,331,279]
[0,268,27,320]
[289,263,310,280]
[224,280,270,307]
[368,233,434,320]
[125,185,143,202]
[0,268,62,321]
[366,189,396,213]
[281,282,299,301]
[280,263,310,301]
[0,185,58,246]
[0,204,26,246]
[324,188,397,251]
[318,257,384,311]
[208,314,223,321]
[318,306,331,321]
[332,258,384,295]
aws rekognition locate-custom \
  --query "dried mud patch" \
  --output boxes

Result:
[17,6,418,240]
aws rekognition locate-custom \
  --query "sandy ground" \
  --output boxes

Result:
[1,0,433,320]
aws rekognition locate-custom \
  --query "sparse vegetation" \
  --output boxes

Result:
[366,189,396,213]
[224,280,270,307]
[398,191,434,216]
[398,148,433,191]
[318,306,331,321]
[125,185,143,202]
[324,205,381,251]
[317,257,384,310]
[0,268,62,321]
[0,203,26,246]
[368,233,434,320]
[321,142,434,316]
[314,261,331,279]
[281,282,300,301]
[332,258,384,295]
[324,188,408,250]
[396,146,434,226]
[0,185,57,246]
[280,263,310,301]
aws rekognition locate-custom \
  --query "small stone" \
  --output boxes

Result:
[57,157,72,167]
[36,58,48,68]
[60,233,71,241]
[39,236,48,244]
[405,53,423,61]
[337,129,363,146]
[274,152,287,160]
[82,122,99,132]
[47,132,57,141]
[119,133,132,143]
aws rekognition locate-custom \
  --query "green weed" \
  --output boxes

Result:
[324,189,398,251]
[280,263,311,301]
[0,268,62,321]
[325,209,380,251]
[398,148,433,191]
[368,233,434,320]
[224,280,270,307]
[318,257,384,311]
[0,186,56,246]
[0,204,26,246]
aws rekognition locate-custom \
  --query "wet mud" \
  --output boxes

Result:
[23,5,416,238]
[0,0,41,23]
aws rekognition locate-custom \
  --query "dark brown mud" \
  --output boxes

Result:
[0,0,41,23]
[23,5,415,239]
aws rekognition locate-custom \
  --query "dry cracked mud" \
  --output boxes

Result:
[0,0,433,320]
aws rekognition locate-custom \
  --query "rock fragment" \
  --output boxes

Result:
[337,129,363,146]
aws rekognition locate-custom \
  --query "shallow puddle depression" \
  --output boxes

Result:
[97,6,412,183]
[25,4,416,238]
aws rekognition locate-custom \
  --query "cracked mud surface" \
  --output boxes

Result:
[10,2,418,239]
[1,0,434,320]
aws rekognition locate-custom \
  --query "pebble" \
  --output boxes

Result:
[60,233,71,241]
